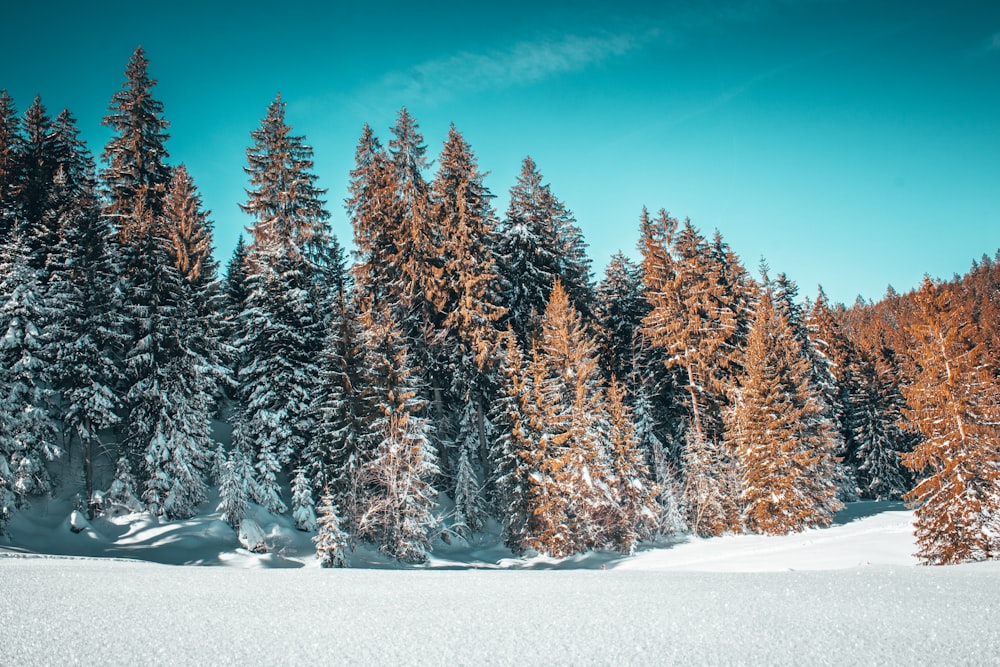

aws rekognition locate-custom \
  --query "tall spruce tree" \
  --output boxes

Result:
[514,281,614,557]
[726,289,843,535]
[0,91,20,238]
[497,156,593,347]
[100,46,172,241]
[41,139,123,516]
[901,278,1000,564]
[235,94,331,514]
[427,125,506,534]
[354,298,439,563]
[0,235,60,511]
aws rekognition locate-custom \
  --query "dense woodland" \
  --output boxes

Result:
[1,48,998,567]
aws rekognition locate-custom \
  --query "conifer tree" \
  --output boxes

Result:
[100,46,172,239]
[315,489,350,568]
[490,330,532,546]
[640,211,751,534]
[235,94,332,513]
[726,290,843,535]
[497,156,593,347]
[354,299,439,563]
[516,281,613,557]
[595,252,649,384]
[42,154,123,516]
[291,468,317,532]
[217,445,254,530]
[427,125,506,530]
[605,377,659,553]
[347,124,396,304]
[901,278,1000,564]
[0,91,20,237]
[0,235,60,504]
[850,343,914,500]
[13,96,59,268]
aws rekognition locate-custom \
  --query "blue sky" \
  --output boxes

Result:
[3,0,998,304]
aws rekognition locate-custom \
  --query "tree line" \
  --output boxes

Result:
[1,48,997,566]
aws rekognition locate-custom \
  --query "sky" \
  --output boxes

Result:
[2,0,998,305]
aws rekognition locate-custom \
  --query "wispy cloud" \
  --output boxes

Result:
[353,30,659,112]
[986,31,1000,53]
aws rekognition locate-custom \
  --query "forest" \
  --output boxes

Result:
[1,47,998,568]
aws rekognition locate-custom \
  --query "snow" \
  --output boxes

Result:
[2,500,999,664]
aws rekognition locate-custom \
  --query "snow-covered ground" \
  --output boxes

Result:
[2,501,999,664]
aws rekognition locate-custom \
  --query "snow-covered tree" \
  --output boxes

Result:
[234,94,332,514]
[217,445,254,530]
[291,468,317,532]
[354,299,439,564]
[901,278,1000,565]
[726,290,843,535]
[496,156,593,348]
[605,377,659,553]
[0,235,60,505]
[100,46,172,239]
[515,281,613,557]
[314,489,349,568]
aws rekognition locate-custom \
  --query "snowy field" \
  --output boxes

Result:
[3,502,1000,665]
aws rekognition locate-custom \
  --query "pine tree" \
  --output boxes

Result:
[490,330,532,547]
[497,156,593,347]
[354,299,439,563]
[314,489,350,568]
[347,124,396,305]
[595,252,649,384]
[240,94,329,261]
[517,281,613,557]
[605,377,659,553]
[0,91,20,238]
[13,96,59,269]
[217,445,254,530]
[0,235,60,504]
[235,95,332,513]
[726,290,843,535]
[901,278,1000,565]
[640,211,752,534]
[427,125,506,531]
[42,153,123,516]
[100,46,172,240]
[291,468,317,532]
[850,343,914,500]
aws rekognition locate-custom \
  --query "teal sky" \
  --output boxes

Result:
[3,0,998,305]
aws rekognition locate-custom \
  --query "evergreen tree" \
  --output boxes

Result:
[0,235,60,505]
[240,94,329,261]
[497,156,593,347]
[42,158,123,516]
[605,377,659,553]
[100,46,172,240]
[640,211,751,534]
[850,343,914,500]
[306,254,371,531]
[595,252,648,384]
[354,299,439,563]
[726,290,843,535]
[516,281,613,557]
[217,445,254,530]
[427,125,506,531]
[235,94,332,513]
[346,124,395,305]
[291,468,317,532]
[13,96,59,268]
[0,91,20,238]
[901,278,1000,565]
[314,489,350,568]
